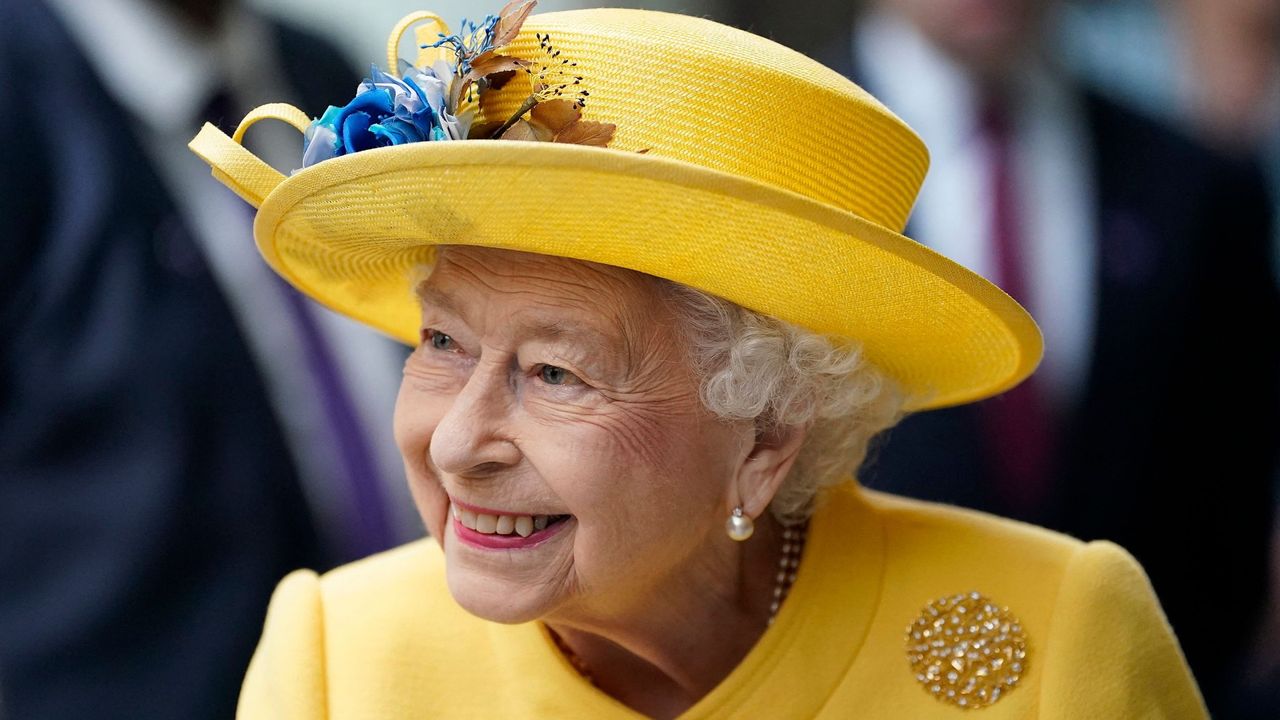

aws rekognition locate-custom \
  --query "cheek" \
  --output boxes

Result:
[611,400,705,476]
[393,375,453,538]
[550,426,728,611]
[535,399,735,560]
[394,352,467,457]
[532,378,708,486]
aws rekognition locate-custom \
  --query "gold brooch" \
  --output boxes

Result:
[905,591,1028,709]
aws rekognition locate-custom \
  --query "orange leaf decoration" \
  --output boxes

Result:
[500,119,551,142]
[455,51,528,105]
[470,51,527,77]
[494,0,538,47]
[529,98,582,135]
[554,120,616,147]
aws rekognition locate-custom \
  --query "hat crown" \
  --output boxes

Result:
[474,8,929,233]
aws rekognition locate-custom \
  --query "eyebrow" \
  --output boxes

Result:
[523,318,613,354]
[415,284,463,317]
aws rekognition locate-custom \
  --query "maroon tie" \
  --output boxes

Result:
[977,98,1057,518]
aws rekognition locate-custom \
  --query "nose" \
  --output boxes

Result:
[429,358,522,476]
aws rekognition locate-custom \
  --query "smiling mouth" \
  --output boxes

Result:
[451,503,572,538]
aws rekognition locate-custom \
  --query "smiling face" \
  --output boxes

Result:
[394,246,755,625]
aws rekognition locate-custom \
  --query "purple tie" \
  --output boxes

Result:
[274,277,396,558]
[977,98,1057,518]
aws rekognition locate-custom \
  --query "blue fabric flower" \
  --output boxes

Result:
[302,64,467,168]
[296,4,541,169]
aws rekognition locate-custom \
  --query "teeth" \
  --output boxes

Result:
[454,506,562,536]
[451,504,461,520]
[515,515,533,537]
[495,515,515,535]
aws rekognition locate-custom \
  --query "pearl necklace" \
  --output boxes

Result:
[769,522,808,626]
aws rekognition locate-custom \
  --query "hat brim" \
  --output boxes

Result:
[255,140,1041,412]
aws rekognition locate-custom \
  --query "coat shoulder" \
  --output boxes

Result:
[860,485,1086,561]
[238,540,489,719]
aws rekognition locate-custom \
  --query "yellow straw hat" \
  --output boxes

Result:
[189,6,1042,412]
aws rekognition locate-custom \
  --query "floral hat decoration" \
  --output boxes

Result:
[301,1,617,168]
[189,3,1043,411]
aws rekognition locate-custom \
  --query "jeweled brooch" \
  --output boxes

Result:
[905,591,1029,710]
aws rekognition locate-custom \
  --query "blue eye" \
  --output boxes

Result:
[427,330,456,351]
[539,365,575,385]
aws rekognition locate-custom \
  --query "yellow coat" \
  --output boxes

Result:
[238,483,1208,718]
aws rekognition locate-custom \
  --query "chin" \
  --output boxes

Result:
[439,520,570,624]
[444,560,557,624]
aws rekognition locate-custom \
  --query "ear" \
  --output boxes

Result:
[732,421,809,519]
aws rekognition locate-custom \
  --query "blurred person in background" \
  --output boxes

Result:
[1061,0,1280,156]
[0,0,410,718]
[1061,0,1280,278]
[1155,2,1280,713]
[1057,2,1280,714]
[786,0,1280,716]
[1170,0,1280,154]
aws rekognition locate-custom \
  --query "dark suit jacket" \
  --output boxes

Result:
[821,35,1280,718]
[0,2,358,718]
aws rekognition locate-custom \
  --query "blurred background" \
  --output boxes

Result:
[1,0,1277,718]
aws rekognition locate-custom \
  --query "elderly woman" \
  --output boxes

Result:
[191,4,1208,718]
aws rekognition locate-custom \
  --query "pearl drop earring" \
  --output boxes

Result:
[726,506,754,541]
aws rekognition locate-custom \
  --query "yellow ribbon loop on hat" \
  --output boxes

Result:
[233,103,312,143]
[188,103,311,208]
[386,11,452,75]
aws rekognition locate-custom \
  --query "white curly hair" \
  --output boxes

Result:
[658,281,905,524]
